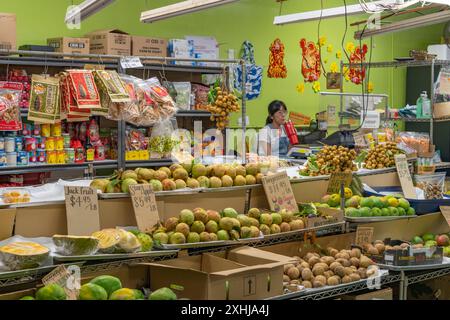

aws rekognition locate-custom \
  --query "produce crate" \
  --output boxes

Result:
[364,239,444,266]
[364,186,450,215]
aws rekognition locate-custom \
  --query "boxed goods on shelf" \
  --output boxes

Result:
[86,29,131,56]
[47,37,90,56]
[131,36,167,61]
[168,39,195,66]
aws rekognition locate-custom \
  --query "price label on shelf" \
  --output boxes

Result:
[440,206,450,227]
[355,227,374,247]
[120,56,143,69]
[327,172,353,195]
[64,186,100,236]
[361,111,380,129]
[394,154,417,199]
[129,184,160,232]
[262,171,299,213]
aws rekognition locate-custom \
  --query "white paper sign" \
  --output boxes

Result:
[120,56,143,69]
[361,111,380,129]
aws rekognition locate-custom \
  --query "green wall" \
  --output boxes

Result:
[0,0,444,127]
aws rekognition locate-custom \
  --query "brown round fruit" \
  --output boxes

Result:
[357,268,367,279]
[344,267,354,276]
[301,268,313,281]
[323,271,335,279]
[350,248,361,259]
[350,257,360,267]
[308,256,320,267]
[315,275,327,285]
[336,258,351,267]
[284,263,295,273]
[342,275,352,283]
[300,261,310,269]
[302,281,312,288]
[334,266,346,278]
[329,262,342,272]
[327,276,340,286]
[313,280,324,288]
[312,266,325,276]
[283,275,290,282]
[287,267,300,280]
[350,273,361,282]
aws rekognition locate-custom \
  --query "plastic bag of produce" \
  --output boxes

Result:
[0,82,23,131]
[413,172,447,200]
[144,77,177,120]
[165,82,191,110]
[148,119,179,157]
[396,132,430,155]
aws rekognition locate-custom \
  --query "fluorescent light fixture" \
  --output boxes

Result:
[273,0,449,25]
[141,0,239,23]
[355,10,450,39]
[65,0,115,24]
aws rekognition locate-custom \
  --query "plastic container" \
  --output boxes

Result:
[28,151,37,163]
[55,136,64,151]
[413,172,447,200]
[65,148,75,164]
[40,124,51,137]
[62,133,70,148]
[51,123,62,137]
[6,152,17,166]
[47,151,57,164]
[25,137,36,151]
[5,137,15,153]
[56,151,66,164]
[36,150,46,163]
[364,186,450,215]
[45,137,55,151]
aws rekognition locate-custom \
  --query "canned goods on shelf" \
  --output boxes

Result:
[28,151,37,163]
[6,152,17,166]
[36,149,46,163]
[36,136,45,149]
[65,148,75,164]
[5,137,15,153]
[0,151,6,166]
[47,150,57,164]
[55,136,64,151]
[51,123,62,137]
[0,137,4,151]
[57,151,66,164]
[41,124,51,137]
[17,151,28,166]
[45,137,55,151]
[25,137,36,152]
[33,124,40,136]
[15,137,23,152]
[62,133,70,148]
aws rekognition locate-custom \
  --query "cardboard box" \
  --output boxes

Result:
[145,251,284,300]
[132,36,167,62]
[86,29,131,56]
[342,288,393,300]
[0,289,35,300]
[0,13,16,51]
[0,208,15,241]
[47,37,90,56]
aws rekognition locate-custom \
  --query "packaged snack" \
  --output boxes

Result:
[67,70,101,109]
[0,82,23,131]
[94,70,130,103]
[145,77,177,119]
[191,83,210,110]
[27,75,60,124]
[414,172,447,200]
[396,132,430,155]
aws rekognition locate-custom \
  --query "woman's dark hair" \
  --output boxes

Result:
[266,100,287,125]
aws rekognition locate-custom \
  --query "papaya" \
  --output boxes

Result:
[36,284,66,300]
[78,283,108,300]
[149,287,177,300]
[19,296,35,300]
[109,288,136,300]
[90,275,122,298]
[133,289,145,300]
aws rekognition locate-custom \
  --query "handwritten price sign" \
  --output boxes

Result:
[262,171,299,213]
[64,186,100,236]
[395,154,416,199]
[129,184,160,232]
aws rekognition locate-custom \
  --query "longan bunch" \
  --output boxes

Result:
[364,141,401,169]
[301,145,357,177]
[207,86,240,130]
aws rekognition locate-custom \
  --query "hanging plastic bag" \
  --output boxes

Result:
[148,118,179,158]
[233,41,263,100]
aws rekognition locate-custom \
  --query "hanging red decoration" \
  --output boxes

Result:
[268,38,287,78]
[349,44,368,85]
[300,39,321,83]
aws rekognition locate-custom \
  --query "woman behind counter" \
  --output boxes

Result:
[259,100,291,157]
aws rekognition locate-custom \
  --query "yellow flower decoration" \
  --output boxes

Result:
[312,81,321,93]
[346,42,355,53]
[318,36,327,47]
[327,44,333,53]
[330,62,338,73]
[336,50,342,59]
[368,81,374,93]
[296,83,305,94]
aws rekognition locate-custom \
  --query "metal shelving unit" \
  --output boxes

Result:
[0,49,247,175]
[0,160,118,175]
[341,59,450,144]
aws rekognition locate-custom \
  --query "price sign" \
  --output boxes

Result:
[355,227,374,247]
[440,206,450,227]
[42,265,80,300]
[129,184,160,232]
[64,186,100,236]
[361,111,380,129]
[262,171,299,213]
[120,56,143,69]
[395,154,417,199]
[327,172,353,195]
[352,132,367,148]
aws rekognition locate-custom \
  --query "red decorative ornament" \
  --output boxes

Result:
[268,38,287,78]
[300,39,321,82]
[349,44,368,85]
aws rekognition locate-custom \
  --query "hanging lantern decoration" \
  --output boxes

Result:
[268,38,287,78]
[300,39,321,83]
[349,44,368,85]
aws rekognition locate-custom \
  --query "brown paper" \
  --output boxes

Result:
[355,227,374,247]
[262,171,299,212]
[440,206,450,228]
[327,172,353,194]
[129,184,160,232]
[64,186,100,236]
